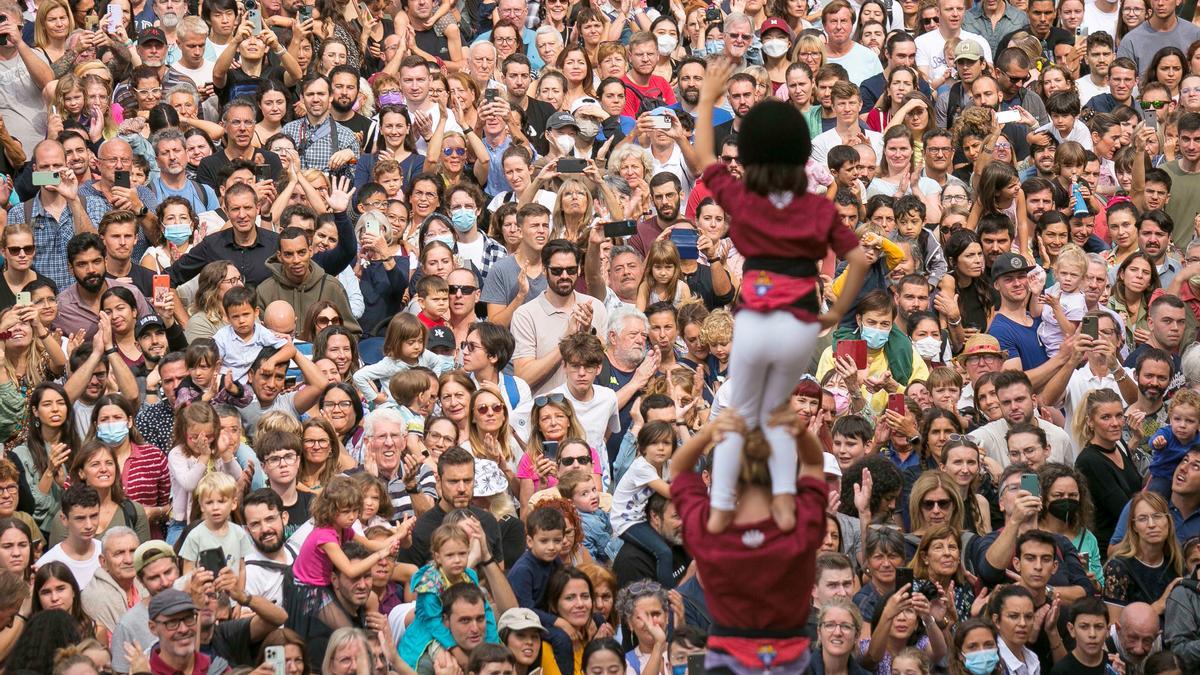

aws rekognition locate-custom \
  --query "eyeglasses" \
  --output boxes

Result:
[155,612,198,631]
[946,434,978,448]
[303,438,331,448]
[494,36,517,44]
[372,432,406,444]
[323,400,354,410]
[1122,5,1144,12]
[560,455,592,466]
[135,87,163,96]
[443,147,467,157]
[725,32,752,41]
[1141,100,1169,110]
[535,393,566,406]
[449,284,477,295]
[476,403,505,415]
[547,265,579,277]
[220,275,244,286]
[922,498,952,511]
[719,154,740,164]
[1134,512,1169,526]
[263,452,299,467]
[821,621,854,633]
[0,484,18,494]
[927,146,953,155]
[315,315,343,328]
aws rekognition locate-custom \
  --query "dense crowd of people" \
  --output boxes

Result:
[9,0,1200,674]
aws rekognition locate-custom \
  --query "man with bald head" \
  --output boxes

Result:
[262,300,309,382]
[1109,602,1160,675]
[79,138,161,261]
[7,139,95,290]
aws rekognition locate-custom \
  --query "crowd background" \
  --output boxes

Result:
[10,0,1200,674]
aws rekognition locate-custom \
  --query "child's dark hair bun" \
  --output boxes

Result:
[737,100,812,166]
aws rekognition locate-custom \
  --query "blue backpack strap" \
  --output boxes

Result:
[501,373,520,408]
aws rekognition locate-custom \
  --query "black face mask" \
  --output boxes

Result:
[1047,497,1080,522]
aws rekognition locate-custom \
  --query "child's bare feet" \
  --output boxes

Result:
[707,508,735,534]
[772,494,796,532]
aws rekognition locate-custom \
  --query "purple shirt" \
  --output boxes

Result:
[52,279,151,341]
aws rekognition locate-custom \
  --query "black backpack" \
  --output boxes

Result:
[244,545,297,601]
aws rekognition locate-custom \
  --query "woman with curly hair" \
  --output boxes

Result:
[536,496,593,566]
[5,609,84,675]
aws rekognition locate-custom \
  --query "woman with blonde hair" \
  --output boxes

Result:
[1104,490,1185,618]
[552,177,599,244]
[790,33,826,75]
[1073,389,1143,548]
[577,562,619,628]
[323,626,375,675]
[466,387,523,477]
[33,0,74,73]
[80,73,120,142]
[907,471,966,541]
[519,396,597,505]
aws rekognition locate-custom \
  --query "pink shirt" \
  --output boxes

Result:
[515,446,604,490]
[294,525,354,586]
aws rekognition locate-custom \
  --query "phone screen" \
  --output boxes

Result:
[895,567,914,590]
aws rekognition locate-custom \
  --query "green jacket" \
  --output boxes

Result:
[254,259,362,335]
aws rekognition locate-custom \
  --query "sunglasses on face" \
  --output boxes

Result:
[922,498,952,510]
[535,393,566,406]
[6,245,33,256]
[316,315,342,327]
[476,403,505,415]
[448,284,477,295]
[1141,100,1168,110]
[547,265,579,277]
[922,16,940,24]
[560,455,592,466]
[443,147,467,157]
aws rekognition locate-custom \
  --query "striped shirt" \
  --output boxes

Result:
[122,443,170,512]
[347,463,437,523]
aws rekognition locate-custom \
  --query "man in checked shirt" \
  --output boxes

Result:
[283,74,360,180]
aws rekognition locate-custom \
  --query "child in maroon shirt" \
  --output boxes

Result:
[693,57,868,534]
[670,409,829,673]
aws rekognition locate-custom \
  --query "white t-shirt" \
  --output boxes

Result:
[1082,3,1119,41]
[244,547,295,606]
[37,540,103,589]
[915,29,993,83]
[551,384,620,457]
[1075,76,1111,106]
[611,456,665,536]
[811,127,884,167]
[827,42,886,86]
[456,235,486,270]
[171,61,216,93]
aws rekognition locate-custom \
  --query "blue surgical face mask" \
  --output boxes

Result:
[671,666,687,675]
[96,421,130,446]
[450,208,476,233]
[963,648,1000,675]
[163,223,192,245]
[428,233,455,249]
[705,39,725,55]
[860,325,890,350]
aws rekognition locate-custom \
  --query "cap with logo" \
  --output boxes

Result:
[546,112,579,130]
[136,314,166,338]
[760,17,792,38]
[428,325,455,351]
[139,27,167,45]
[991,252,1034,279]
[954,40,984,63]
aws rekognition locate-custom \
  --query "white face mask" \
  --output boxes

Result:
[656,35,678,55]
[555,134,575,154]
[762,38,789,58]
[914,336,942,360]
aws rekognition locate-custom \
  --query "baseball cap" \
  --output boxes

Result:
[954,40,984,63]
[134,540,177,574]
[498,608,549,635]
[760,17,792,38]
[428,325,455,352]
[136,314,166,338]
[139,27,167,46]
[991,252,1034,279]
[546,111,579,130]
[149,589,196,619]
[569,97,602,115]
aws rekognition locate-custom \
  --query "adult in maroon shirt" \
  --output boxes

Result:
[670,410,828,673]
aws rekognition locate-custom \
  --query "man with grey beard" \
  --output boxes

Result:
[598,306,659,462]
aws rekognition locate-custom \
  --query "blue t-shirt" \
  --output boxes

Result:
[988,313,1049,371]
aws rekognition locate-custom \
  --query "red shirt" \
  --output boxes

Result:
[417,311,447,329]
[701,163,859,320]
[671,469,827,633]
[149,647,221,675]
[620,74,677,117]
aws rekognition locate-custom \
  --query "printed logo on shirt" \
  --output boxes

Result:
[742,529,765,548]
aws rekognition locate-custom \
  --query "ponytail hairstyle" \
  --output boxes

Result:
[1071,388,1124,447]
